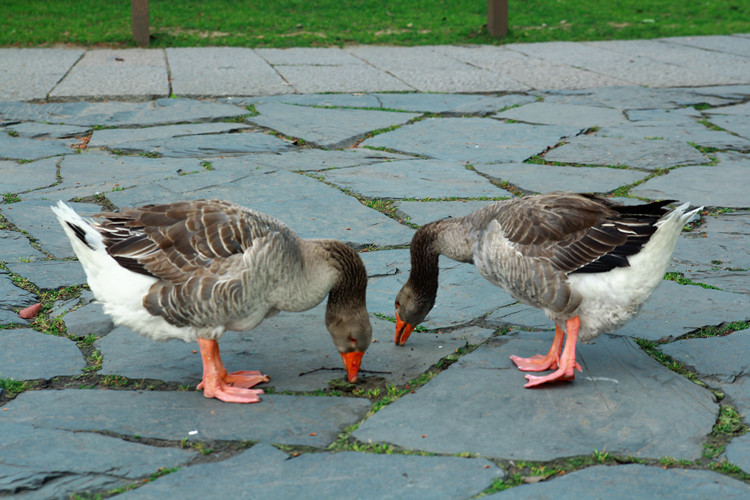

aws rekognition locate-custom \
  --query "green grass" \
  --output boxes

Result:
[3,0,748,48]
[0,377,27,397]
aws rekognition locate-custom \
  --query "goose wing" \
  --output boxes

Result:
[95,199,300,326]
[493,192,673,275]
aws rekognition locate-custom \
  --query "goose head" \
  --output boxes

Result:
[394,279,435,346]
[326,305,372,383]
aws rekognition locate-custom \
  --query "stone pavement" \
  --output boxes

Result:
[1,35,750,498]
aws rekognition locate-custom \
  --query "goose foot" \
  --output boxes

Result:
[510,324,565,372]
[197,338,269,403]
[522,316,582,388]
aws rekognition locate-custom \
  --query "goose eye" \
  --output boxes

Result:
[395,300,400,308]
[348,335,356,345]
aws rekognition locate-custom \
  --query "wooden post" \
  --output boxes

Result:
[487,0,508,39]
[131,0,150,46]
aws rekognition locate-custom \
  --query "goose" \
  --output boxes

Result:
[393,192,700,387]
[52,199,372,403]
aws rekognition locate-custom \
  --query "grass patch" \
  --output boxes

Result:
[476,474,524,496]
[0,377,28,397]
[5,1,748,48]
[713,405,746,435]
[633,338,705,386]
[680,321,750,341]
[663,271,721,290]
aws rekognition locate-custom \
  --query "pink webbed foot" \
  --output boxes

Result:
[510,353,559,371]
[522,316,582,389]
[199,382,266,404]
[510,323,565,372]
[197,338,269,404]
[523,363,581,388]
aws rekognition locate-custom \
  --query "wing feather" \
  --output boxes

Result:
[94,199,300,327]
[489,193,673,275]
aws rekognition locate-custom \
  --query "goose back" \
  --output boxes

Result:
[94,199,312,329]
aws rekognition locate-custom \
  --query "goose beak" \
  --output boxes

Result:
[340,351,364,383]
[394,312,415,346]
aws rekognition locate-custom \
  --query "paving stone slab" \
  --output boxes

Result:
[509,41,714,88]
[536,85,739,109]
[688,85,750,100]
[30,152,204,201]
[596,122,750,151]
[706,100,750,117]
[373,93,537,114]
[249,148,412,172]
[3,389,370,447]
[0,132,75,161]
[273,63,412,94]
[0,271,38,311]
[544,135,708,170]
[0,98,247,127]
[319,159,511,199]
[238,92,536,115]
[0,157,59,196]
[167,47,292,97]
[0,328,85,379]
[630,152,750,207]
[122,443,503,500]
[495,102,628,127]
[659,329,750,383]
[719,377,750,421]
[112,129,295,158]
[347,45,528,93]
[228,93,383,109]
[0,200,101,259]
[473,162,646,194]
[706,114,750,141]
[395,200,497,226]
[0,421,197,499]
[487,463,750,499]
[362,117,580,164]
[4,260,87,290]
[96,311,470,392]
[49,289,95,318]
[50,49,168,101]
[106,167,416,247]
[88,122,252,149]
[624,106,703,125]
[436,45,629,90]
[247,102,420,149]
[353,333,717,461]
[673,34,750,57]
[362,249,514,329]
[0,228,44,263]
[0,310,28,326]
[671,211,750,294]
[614,281,750,341]
[594,38,750,86]
[3,122,90,139]
[256,47,366,65]
[63,301,114,337]
[725,433,750,474]
[0,48,84,101]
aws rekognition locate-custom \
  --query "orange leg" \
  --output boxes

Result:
[510,323,565,371]
[524,316,583,388]
[196,338,269,403]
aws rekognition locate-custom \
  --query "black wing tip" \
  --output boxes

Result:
[66,221,95,250]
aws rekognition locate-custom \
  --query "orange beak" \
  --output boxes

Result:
[394,312,416,346]
[340,351,364,383]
